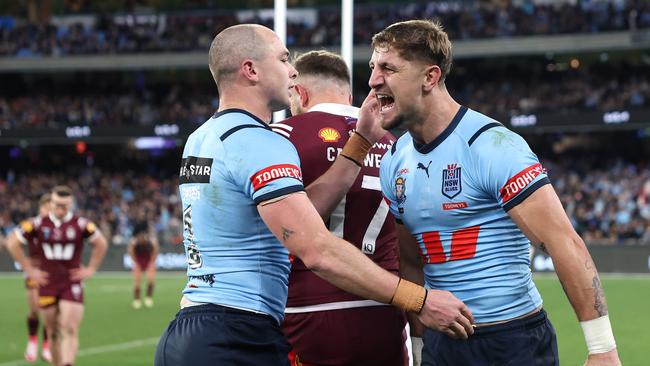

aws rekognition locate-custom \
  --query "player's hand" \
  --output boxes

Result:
[70,266,96,281]
[417,289,474,340]
[356,91,386,144]
[584,349,621,366]
[27,267,49,286]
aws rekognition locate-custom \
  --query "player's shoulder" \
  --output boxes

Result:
[73,216,97,232]
[274,111,352,141]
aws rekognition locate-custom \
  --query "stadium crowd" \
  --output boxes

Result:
[0,153,648,246]
[2,65,649,129]
[1,0,649,56]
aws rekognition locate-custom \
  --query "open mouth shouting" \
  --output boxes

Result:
[376,94,395,113]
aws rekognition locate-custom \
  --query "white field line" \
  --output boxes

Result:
[0,337,159,366]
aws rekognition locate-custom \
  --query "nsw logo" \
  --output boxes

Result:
[442,163,462,199]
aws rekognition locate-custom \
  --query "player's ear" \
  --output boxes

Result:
[241,59,259,82]
[422,64,441,92]
[296,84,310,108]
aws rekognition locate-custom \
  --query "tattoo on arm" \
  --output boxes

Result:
[592,275,608,316]
[282,227,295,243]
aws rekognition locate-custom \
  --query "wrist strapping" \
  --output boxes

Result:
[390,279,427,313]
[580,315,616,354]
[340,132,372,167]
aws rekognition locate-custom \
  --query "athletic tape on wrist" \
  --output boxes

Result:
[580,315,616,354]
[390,279,427,313]
[340,132,372,167]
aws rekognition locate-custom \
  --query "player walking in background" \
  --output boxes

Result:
[273,50,410,366]
[6,185,108,366]
[127,222,159,309]
[154,24,474,366]
[373,20,621,365]
[23,194,52,362]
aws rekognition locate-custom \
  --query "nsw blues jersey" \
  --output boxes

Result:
[178,109,304,323]
[380,106,550,323]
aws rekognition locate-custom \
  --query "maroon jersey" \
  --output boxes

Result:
[15,213,98,281]
[133,237,154,269]
[273,106,398,307]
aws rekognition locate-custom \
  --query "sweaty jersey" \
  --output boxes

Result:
[178,109,304,323]
[15,212,98,281]
[380,106,550,323]
[272,103,399,310]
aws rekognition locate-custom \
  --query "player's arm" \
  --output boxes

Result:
[150,235,160,262]
[508,185,620,365]
[70,229,108,281]
[127,238,137,261]
[258,192,474,339]
[305,92,387,219]
[5,231,48,285]
[397,223,425,365]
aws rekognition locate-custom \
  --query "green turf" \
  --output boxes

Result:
[0,273,647,365]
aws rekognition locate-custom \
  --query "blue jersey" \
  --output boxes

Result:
[178,109,304,323]
[380,106,550,323]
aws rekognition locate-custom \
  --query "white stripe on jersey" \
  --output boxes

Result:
[361,175,381,191]
[271,127,291,138]
[271,123,294,131]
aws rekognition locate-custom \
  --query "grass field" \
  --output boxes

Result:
[0,273,647,365]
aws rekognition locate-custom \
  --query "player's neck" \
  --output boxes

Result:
[410,93,460,145]
[218,95,272,125]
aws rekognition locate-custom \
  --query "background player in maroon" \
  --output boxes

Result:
[127,222,159,309]
[23,193,52,362]
[6,185,108,366]
[273,50,409,366]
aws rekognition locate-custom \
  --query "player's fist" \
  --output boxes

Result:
[356,91,386,144]
[584,349,621,366]
[417,289,474,340]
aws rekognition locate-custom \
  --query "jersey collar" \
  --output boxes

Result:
[212,108,271,130]
[413,106,468,154]
[49,211,73,227]
[308,103,359,119]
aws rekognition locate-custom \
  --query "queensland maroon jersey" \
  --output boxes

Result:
[273,106,398,307]
[15,213,98,281]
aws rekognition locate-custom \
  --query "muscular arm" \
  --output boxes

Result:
[397,224,426,337]
[305,156,361,220]
[6,232,34,274]
[86,231,108,274]
[509,185,619,362]
[259,192,399,302]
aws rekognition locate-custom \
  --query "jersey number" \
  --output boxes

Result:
[420,226,480,264]
[183,205,203,269]
[328,196,389,255]
[42,243,74,260]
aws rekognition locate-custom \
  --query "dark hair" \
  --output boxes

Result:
[372,19,452,82]
[293,50,350,85]
[52,185,73,198]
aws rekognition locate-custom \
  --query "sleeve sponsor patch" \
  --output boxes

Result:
[20,220,33,233]
[250,164,303,192]
[86,222,97,235]
[179,156,213,184]
[499,163,544,203]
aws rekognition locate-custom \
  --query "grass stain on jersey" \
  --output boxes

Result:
[202,185,220,206]
[490,130,511,146]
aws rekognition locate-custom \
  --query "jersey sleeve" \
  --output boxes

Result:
[379,149,403,223]
[78,217,99,240]
[13,219,35,245]
[472,126,550,211]
[224,128,305,204]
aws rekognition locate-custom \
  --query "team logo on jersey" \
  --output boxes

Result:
[442,163,462,199]
[395,176,406,214]
[318,127,341,142]
[42,227,51,240]
[179,156,213,184]
[66,227,76,240]
[53,228,62,241]
[417,160,432,178]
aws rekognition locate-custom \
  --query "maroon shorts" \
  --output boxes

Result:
[282,305,408,366]
[38,280,84,308]
[135,254,152,270]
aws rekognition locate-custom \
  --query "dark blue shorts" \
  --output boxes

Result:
[154,303,291,366]
[422,309,558,366]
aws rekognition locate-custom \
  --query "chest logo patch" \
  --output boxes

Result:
[318,127,341,142]
[442,163,462,199]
